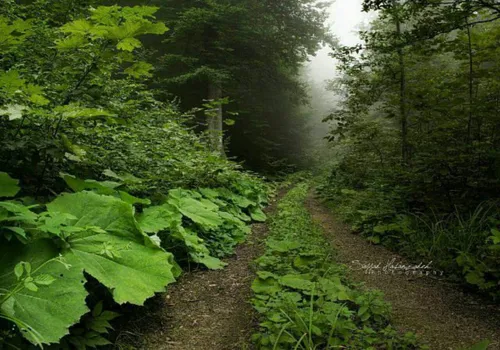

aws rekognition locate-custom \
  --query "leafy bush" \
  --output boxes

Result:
[408,207,500,298]
[319,0,500,302]
[0,5,270,345]
[0,164,268,348]
[0,172,177,347]
[0,2,261,197]
[0,2,271,348]
[319,170,500,299]
[136,185,267,268]
[251,183,423,349]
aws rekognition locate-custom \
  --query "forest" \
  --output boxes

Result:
[0,0,499,349]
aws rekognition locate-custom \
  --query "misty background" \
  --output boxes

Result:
[302,0,375,163]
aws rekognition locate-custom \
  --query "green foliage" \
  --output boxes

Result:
[251,183,424,349]
[455,224,500,296]
[148,0,329,171]
[58,301,120,350]
[57,5,168,51]
[167,189,223,228]
[61,173,150,205]
[46,191,177,305]
[137,204,182,235]
[0,240,88,345]
[135,184,268,270]
[321,0,500,300]
[249,206,267,222]
[0,183,179,346]
[0,1,270,348]
[0,172,20,198]
[319,172,500,299]
[0,17,33,53]
[0,171,267,348]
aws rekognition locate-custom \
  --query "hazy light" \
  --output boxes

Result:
[301,0,377,149]
[307,0,375,84]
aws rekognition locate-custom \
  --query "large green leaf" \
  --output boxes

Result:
[136,203,182,234]
[217,188,256,208]
[0,201,38,224]
[227,204,251,222]
[136,201,225,270]
[0,239,88,345]
[61,173,150,205]
[249,205,266,222]
[102,169,143,185]
[279,274,315,291]
[62,173,121,192]
[125,61,154,78]
[219,211,246,227]
[190,253,226,270]
[251,276,281,295]
[117,37,142,51]
[230,193,255,208]
[168,189,223,228]
[47,192,176,305]
[171,225,226,269]
[198,188,220,199]
[0,172,20,197]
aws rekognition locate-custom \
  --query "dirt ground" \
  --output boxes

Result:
[305,193,500,350]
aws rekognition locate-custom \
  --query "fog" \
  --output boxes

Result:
[308,0,375,85]
[301,0,375,165]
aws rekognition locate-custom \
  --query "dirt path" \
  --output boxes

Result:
[127,191,283,350]
[305,193,500,350]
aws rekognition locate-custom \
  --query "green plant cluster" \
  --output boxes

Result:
[251,183,423,350]
[0,1,263,196]
[0,172,177,347]
[318,176,500,299]
[0,2,270,348]
[0,166,267,348]
[320,1,500,300]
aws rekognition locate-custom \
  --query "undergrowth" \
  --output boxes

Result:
[0,3,271,348]
[251,183,424,350]
[0,171,268,349]
[317,174,500,300]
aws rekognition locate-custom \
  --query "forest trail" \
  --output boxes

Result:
[133,190,284,350]
[305,193,500,350]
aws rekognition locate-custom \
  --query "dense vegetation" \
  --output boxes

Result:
[0,0,325,348]
[251,183,422,349]
[2,0,499,348]
[133,0,330,170]
[320,0,500,299]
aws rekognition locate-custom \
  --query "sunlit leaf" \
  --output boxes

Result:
[0,172,20,197]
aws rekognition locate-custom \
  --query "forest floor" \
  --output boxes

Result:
[120,188,500,350]
[305,192,500,350]
[122,189,285,350]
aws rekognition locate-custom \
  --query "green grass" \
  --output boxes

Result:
[251,183,425,350]
[318,180,500,299]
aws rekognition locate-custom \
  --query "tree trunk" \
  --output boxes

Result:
[394,0,409,164]
[465,15,474,143]
[207,83,225,156]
